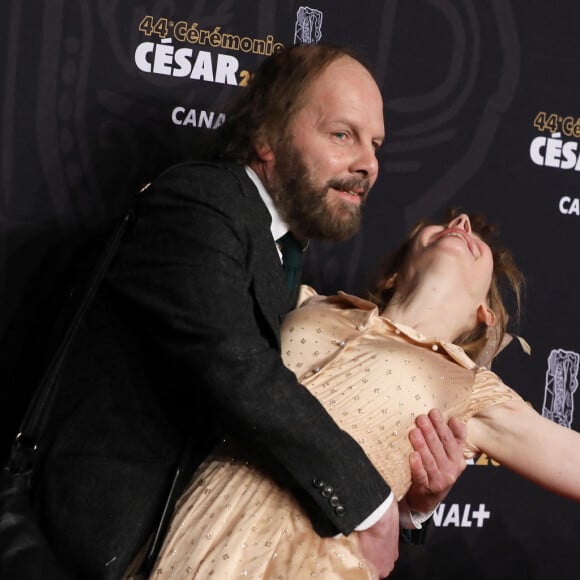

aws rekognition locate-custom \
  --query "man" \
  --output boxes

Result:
[35,44,466,579]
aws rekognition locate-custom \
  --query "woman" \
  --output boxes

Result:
[145,211,580,579]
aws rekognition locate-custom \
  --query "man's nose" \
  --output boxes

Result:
[350,142,379,182]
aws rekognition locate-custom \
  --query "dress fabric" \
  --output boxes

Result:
[150,288,523,579]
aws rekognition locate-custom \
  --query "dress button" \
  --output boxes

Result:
[432,344,439,351]
[394,329,401,335]
[312,367,320,374]
[329,495,340,507]
[312,478,325,489]
[321,485,333,498]
[335,505,346,517]
[357,324,365,331]
[338,340,346,347]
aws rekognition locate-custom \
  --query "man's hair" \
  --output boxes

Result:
[213,43,374,163]
[370,208,526,362]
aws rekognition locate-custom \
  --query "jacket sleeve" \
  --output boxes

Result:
[108,164,392,536]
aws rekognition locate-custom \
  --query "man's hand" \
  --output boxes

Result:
[357,500,399,578]
[406,409,467,514]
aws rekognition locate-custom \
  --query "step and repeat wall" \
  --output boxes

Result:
[2,2,579,578]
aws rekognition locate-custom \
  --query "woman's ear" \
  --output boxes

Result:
[477,304,497,327]
[383,273,398,289]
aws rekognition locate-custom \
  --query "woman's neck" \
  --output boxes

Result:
[380,278,475,343]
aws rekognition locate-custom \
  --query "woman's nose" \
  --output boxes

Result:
[449,213,471,232]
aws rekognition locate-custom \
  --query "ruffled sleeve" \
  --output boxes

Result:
[463,367,524,456]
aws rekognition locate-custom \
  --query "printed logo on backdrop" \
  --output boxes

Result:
[379,2,520,226]
[135,16,284,84]
[134,14,285,129]
[530,113,580,215]
[294,7,323,45]
[466,453,500,467]
[542,349,579,428]
[433,503,491,528]
[432,458,496,528]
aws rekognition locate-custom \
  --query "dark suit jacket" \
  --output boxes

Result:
[34,162,391,579]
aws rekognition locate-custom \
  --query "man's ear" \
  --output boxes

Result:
[255,141,274,162]
[477,304,497,327]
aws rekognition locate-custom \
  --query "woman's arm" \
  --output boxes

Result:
[468,400,580,500]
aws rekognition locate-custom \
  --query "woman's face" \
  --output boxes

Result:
[405,213,495,303]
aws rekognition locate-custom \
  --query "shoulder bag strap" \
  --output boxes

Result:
[8,208,134,476]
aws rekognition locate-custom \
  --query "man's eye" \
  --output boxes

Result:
[333,132,348,139]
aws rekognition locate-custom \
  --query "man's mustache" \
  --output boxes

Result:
[326,178,371,199]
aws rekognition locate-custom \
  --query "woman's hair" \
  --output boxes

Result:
[212,43,373,163]
[370,208,525,362]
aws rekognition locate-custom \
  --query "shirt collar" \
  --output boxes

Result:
[245,165,289,241]
[332,291,479,370]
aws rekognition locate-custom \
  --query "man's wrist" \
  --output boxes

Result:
[398,496,435,530]
[354,493,394,531]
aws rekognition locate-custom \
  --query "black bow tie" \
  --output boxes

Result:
[276,232,304,292]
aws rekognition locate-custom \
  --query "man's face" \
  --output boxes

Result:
[268,56,385,241]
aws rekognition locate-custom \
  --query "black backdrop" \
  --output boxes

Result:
[1,2,579,579]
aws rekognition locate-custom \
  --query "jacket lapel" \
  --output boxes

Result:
[225,164,290,348]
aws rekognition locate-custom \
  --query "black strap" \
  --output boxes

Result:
[9,210,133,477]
[8,196,192,576]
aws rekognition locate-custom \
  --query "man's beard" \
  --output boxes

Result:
[267,139,369,241]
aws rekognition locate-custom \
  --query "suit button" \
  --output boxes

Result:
[329,495,340,507]
[321,485,333,498]
[312,478,325,489]
[335,505,346,517]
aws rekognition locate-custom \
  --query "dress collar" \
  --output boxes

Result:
[332,291,478,370]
